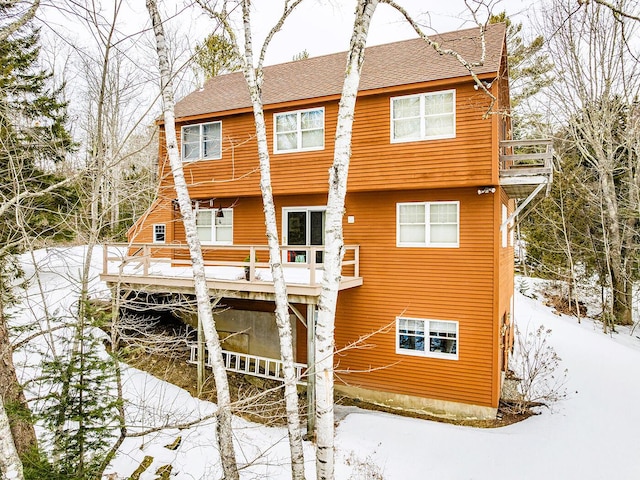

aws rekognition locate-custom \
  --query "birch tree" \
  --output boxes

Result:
[314,1,497,475]
[196,2,497,479]
[197,2,309,477]
[0,396,23,480]
[145,1,239,478]
[314,2,378,477]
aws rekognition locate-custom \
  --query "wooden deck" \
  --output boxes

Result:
[100,243,362,303]
[499,139,553,199]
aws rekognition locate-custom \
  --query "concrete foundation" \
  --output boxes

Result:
[214,309,296,361]
[335,384,497,421]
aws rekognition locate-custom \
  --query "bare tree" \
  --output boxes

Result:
[580,0,640,22]
[313,2,378,478]
[195,1,311,478]
[145,1,239,478]
[540,0,640,326]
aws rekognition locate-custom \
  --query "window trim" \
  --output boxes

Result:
[396,316,459,360]
[273,107,325,154]
[390,89,456,143]
[152,223,166,244]
[396,201,460,248]
[282,206,327,264]
[502,204,508,248]
[181,121,222,162]
[196,207,233,245]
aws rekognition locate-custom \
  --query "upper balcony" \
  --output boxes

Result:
[499,139,554,200]
[100,243,362,305]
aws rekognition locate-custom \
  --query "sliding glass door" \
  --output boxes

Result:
[283,207,325,263]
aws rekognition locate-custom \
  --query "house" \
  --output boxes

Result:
[101,23,552,420]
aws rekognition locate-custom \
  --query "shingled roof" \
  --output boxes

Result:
[174,23,506,120]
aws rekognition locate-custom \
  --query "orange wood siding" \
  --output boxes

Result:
[128,198,176,244]
[129,69,511,410]
[350,85,494,192]
[334,188,497,407]
[152,80,496,203]
[133,188,499,407]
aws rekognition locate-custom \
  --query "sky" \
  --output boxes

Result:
[218,0,538,65]
[31,0,541,125]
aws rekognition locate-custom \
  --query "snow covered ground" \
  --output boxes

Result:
[12,246,640,479]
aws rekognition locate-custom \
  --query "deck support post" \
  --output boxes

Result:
[306,302,316,437]
[197,313,205,396]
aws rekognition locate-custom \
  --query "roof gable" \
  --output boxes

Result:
[175,23,506,120]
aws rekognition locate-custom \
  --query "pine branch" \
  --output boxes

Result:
[0,0,40,43]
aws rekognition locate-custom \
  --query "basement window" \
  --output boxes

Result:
[397,317,458,360]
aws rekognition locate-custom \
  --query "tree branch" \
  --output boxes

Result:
[0,175,77,218]
[0,0,40,43]
[380,0,497,115]
[582,0,640,22]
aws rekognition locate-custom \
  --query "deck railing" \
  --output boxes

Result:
[102,243,360,286]
[188,344,307,383]
[499,139,553,173]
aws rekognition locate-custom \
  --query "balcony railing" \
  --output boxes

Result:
[499,139,553,199]
[101,243,362,298]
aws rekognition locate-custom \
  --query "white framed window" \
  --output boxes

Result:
[274,107,324,153]
[396,317,458,360]
[181,121,222,161]
[502,204,515,248]
[502,204,508,248]
[196,208,233,244]
[153,224,166,243]
[282,206,326,263]
[391,89,456,142]
[397,201,459,247]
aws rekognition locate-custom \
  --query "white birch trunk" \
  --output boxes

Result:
[315,2,378,479]
[145,2,239,478]
[238,3,306,478]
[0,395,24,480]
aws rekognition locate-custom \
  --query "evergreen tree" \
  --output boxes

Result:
[0,0,74,462]
[0,19,76,250]
[489,12,553,138]
[38,303,120,479]
[193,32,242,79]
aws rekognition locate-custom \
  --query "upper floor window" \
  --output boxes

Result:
[391,90,455,142]
[397,201,459,247]
[196,208,233,244]
[182,121,222,161]
[274,107,324,153]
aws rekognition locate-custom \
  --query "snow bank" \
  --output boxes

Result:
[12,247,640,479]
